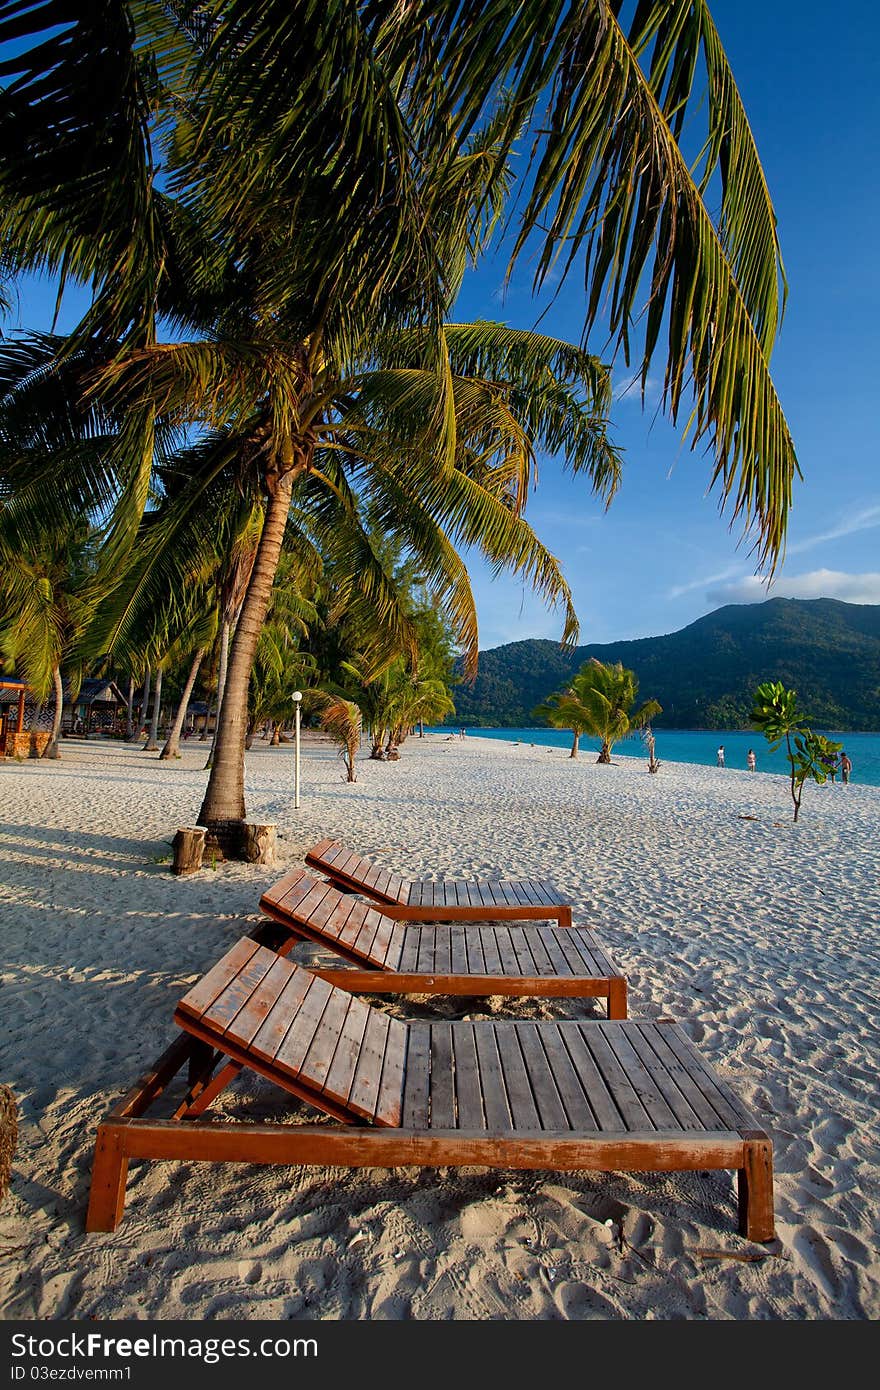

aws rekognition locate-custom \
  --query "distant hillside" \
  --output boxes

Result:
[453,598,880,730]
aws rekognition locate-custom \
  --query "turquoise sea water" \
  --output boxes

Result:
[431,726,880,787]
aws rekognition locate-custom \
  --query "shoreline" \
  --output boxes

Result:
[1,734,878,1319]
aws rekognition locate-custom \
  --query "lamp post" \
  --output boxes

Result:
[292,691,302,810]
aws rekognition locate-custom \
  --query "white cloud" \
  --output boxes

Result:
[613,372,660,405]
[667,563,749,600]
[787,503,880,556]
[707,569,880,607]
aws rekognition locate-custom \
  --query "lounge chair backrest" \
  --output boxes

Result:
[305,838,405,904]
[175,938,407,1125]
[259,868,406,970]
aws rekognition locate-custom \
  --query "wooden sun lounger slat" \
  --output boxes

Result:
[452,1024,485,1130]
[464,927,486,975]
[492,926,521,977]
[401,1024,430,1128]
[432,925,452,975]
[577,1025,654,1131]
[336,900,374,953]
[248,970,314,1065]
[521,926,553,975]
[535,1025,599,1131]
[536,925,575,977]
[396,926,422,973]
[348,1009,393,1121]
[508,925,539,978]
[556,1026,623,1130]
[376,922,407,972]
[385,874,406,904]
[621,1024,707,1132]
[178,938,262,1019]
[351,906,388,960]
[570,928,620,979]
[301,991,355,1091]
[656,1023,761,1132]
[516,1024,571,1131]
[478,925,503,975]
[194,951,276,1033]
[321,1000,372,1109]
[494,1025,543,1131]
[271,976,336,1075]
[228,957,297,1047]
[472,1023,514,1131]
[416,927,437,974]
[600,1024,682,1132]
[428,1023,455,1129]
[374,1019,408,1127]
[266,870,320,918]
[450,923,469,976]
[626,1022,725,1132]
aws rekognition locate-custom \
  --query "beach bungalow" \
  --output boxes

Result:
[58,678,126,736]
[0,679,34,757]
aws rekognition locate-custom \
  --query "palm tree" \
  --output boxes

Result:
[318,697,363,784]
[0,3,798,842]
[537,660,662,763]
[385,676,456,760]
[0,520,102,757]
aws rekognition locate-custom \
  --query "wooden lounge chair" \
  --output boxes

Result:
[305,837,573,926]
[258,868,627,1016]
[86,939,775,1240]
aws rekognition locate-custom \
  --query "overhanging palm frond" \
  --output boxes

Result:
[370,0,796,567]
[0,1,193,343]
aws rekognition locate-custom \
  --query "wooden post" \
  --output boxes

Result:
[242,822,277,866]
[607,978,628,1020]
[86,1125,130,1232]
[171,826,206,876]
[16,689,25,733]
[0,1082,17,1204]
[738,1136,776,1242]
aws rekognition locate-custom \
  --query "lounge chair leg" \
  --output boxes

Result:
[558,905,572,929]
[608,979,627,1020]
[86,1124,129,1233]
[187,1040,215,1086]
[177,1059,243,1119]
[738,1137,775,1242]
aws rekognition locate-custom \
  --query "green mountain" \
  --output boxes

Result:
[452,598,880,731]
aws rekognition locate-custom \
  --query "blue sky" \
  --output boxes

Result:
[450,0,880,648]
[6,2,879,652]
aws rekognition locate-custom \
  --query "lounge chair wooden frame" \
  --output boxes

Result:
[305,838,573,927]
[259,869,627,1017]
[86,941,775,1241]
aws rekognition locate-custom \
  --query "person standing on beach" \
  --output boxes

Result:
[717,745,725,767]
[840,751,852,784]
[747,748,756,771]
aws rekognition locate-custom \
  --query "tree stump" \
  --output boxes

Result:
[0,1084,17,1204]
[242,822,277,866]
[171,826,207,875]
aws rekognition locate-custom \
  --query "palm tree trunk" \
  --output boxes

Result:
[198,470,298,832]
[131,667,150,741]
[143,667,163,750]
[160,649,204,760]
[597,739,611,763]
[124,675,135,739]
[41,665,63,759]
[204,618,231,762]
[570,730,579,758]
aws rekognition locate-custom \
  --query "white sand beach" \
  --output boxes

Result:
[1,732,878,1321]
